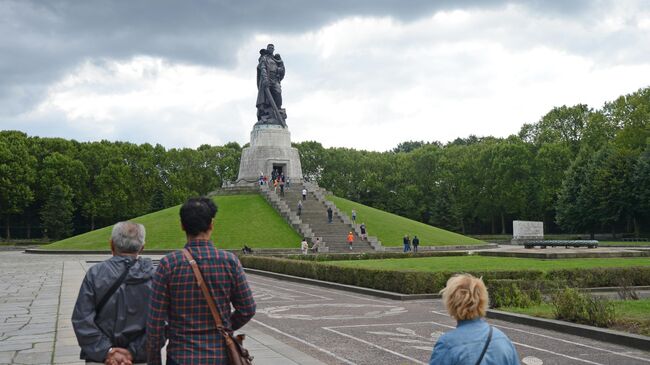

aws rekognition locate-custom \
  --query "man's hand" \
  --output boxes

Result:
[105,347,133,365]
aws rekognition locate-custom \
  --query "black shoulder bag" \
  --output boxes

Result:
[475,326,493,365]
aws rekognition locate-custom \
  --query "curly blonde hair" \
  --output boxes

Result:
[440,274,488,320]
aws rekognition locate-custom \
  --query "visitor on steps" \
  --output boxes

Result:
[273,178,278,193]
[72,221,154,365]
[302,187,307,200]
[297,200,303,216]
[280,179,285,196]
[312,237,321,253]
[412,235,420,253]
[429,274,519,365]
[360,223,367,240]
[327,206,333,223]
[347,232,354,250]
[147,197,256,365]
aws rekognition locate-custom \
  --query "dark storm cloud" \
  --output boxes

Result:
[2,0,586,115]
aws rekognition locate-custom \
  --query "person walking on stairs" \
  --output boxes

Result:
[327,206,333,223]
[347,232,354,250]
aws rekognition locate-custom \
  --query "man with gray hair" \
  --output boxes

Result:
[72,221,154,365]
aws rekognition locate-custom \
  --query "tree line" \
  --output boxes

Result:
[297,87,650,237]
[1,86,648,240]
[0,135,241,239]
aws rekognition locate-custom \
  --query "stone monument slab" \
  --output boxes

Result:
[512,220,544,244]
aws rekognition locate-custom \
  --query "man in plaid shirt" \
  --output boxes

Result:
[146,197,256,364]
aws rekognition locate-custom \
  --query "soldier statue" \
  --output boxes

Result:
[256,43,287,127]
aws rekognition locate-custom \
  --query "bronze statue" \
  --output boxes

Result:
[256,44,287,127]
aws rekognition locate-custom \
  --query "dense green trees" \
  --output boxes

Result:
[0,134,241,239]
[1,86,648,240]
[313,87,650,236]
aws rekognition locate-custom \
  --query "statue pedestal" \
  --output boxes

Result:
[236,124,303,185]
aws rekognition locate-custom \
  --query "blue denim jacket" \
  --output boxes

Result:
[429,318,520,365]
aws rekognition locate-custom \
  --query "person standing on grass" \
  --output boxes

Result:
[412,235,420,253]
[147,197,256,365]
[72,221,153,365]
[327,206,333,223]
[429,274,519,365]
[351,209,357,224]
[347,231,354,250]
[403,234,411,252]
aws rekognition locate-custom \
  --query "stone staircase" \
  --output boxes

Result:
[258,181,383,252]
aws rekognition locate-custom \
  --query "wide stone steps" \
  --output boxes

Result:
[266,182,378,252]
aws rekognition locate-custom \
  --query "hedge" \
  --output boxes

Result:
[239,256,650,295]
[281,251,469,262]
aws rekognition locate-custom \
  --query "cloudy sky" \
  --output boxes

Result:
[1,0,649,151]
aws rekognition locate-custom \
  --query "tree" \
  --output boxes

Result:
[40,185,74,240]
[295,141,327,182]
[535,143,572,228]
[0,131,36,239]
[604,87,650,152]
[556,151,601,238]
[519,104,591,155]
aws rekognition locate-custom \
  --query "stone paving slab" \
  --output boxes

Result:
[0,252,327,365]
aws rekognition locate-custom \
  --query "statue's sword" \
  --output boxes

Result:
[265,86,287,128]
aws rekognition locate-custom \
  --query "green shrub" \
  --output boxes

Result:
[486,279,546,308]
[283,251,468,262]
[552,287,615,327]
[240,255,650,295]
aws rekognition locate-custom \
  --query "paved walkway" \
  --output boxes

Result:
[0,252,325,365]
[3,250,650,364]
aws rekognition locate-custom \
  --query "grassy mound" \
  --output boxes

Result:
[327,195,483,246]
[329,256,650,272]
[44,194,301,250]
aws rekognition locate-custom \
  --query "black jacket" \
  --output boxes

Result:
[72,255,154,363]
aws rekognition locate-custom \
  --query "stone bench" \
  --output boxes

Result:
[523,240,599,249]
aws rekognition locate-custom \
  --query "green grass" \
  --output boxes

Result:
[599,241,650,246]
[327,195,483,246]
[44,194,301,250]
[502,299,650,336]
[329,256,650,272]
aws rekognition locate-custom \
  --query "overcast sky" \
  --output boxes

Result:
[1,0,649,151]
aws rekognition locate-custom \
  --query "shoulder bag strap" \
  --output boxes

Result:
[95,259,133,316]
[182,249,237,347]
[474,325,493,365]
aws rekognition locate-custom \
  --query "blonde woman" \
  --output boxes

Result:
[429,274,519,365]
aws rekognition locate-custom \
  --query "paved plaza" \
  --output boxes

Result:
[1,251,649,364]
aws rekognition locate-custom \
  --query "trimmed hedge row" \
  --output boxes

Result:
[281,251,469,262]
[239,256,650,294]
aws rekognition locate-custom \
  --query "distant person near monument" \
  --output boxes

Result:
[360,223,367,240]
[256,43,286,126]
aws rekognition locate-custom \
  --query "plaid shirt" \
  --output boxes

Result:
[146,240,256,364]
